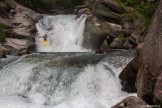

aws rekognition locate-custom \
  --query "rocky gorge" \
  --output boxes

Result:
[1,0,156,56]
[0,0,162,108]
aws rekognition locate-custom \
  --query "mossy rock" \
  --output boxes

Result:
[0,24,11,43]
[115,0,158,31]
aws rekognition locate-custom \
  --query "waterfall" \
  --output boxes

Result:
[0,51,136,108]
[36,15,90,52]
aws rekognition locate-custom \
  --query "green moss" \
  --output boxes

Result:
[115,0,158,37]
[0,24,10,43]
[123,10,143,22]
[115,0,158,18]
[118,33,129,43]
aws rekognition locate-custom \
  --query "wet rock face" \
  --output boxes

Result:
[6,0,41,37]
[119,56,139,93]
[83,15,112,49]
[112,96,150,108]
[80,0,126,49]
[6,0,41,21]
[4,38,31,50]
[78,0,144,50]
[136,0,162,104]
[109,37,124,49]
[0,0,40,57]
[10,10,36,37]
[4,38,34,55]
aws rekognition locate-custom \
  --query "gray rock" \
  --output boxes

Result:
[6,0,41,21]
[83,15,112,49]
[109,37,124,49]
[76,0,126,50]
[112,96,150,108]
[119,56,139,93]
[10,10,35,37]
[122,22,135,35]
[83,15,124,49]
[6,0,42,37]
[123,33,141,49]
[4,38,31,51]
[100,0,126,14]
[136,0,162,104]
[93,3,122,23]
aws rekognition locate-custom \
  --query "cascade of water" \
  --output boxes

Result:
[0,51,136,108]
[36,15,90,52]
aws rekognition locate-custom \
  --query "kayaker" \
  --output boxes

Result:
[42,34,48,46]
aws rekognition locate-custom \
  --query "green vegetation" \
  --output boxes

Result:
[122,9,143,22]
[0,24,10,43]
[116,0,158,18]
[118,33,129,43]
[115,0,159,34]
[16,0,86,11]
[115,0,158,18]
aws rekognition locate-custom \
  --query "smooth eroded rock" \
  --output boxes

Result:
[119,55,139,93]
[136,0,162,104]
[6,0,42,37]
[4,38,31,51]
[112,96,150,108]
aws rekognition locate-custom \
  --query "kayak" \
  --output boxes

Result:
[42,40,47,46]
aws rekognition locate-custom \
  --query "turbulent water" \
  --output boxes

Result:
[0,51,136,108]
[36,15,90,52]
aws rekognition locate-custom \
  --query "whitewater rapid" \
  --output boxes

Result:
[36,15,90,52]
[0,51,136,108]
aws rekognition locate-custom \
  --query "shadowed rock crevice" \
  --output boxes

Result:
[119,55,139,93]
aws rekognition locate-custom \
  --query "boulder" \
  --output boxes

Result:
[77,0,126,50]
[79,0,145,50]
[123,33,141,49]
[83,15,124,49]
[119,56,139,93]
[119,43,143,93]
[109,37,124,49]
[112,96,150,108]
[99,0,126,14]
[6,0,41,21]
[0,43,7,58]
[4,38,32,51]
[6,0,42,37]
[90,0,125,24]
[10,9,36,37]
[122,22,135,35]
[136,0,162,104]
[93,3,122,23]
[83,15,112,49]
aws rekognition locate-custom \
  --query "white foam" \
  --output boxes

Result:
[36,15,90,52]
[0,54,136,108]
